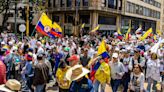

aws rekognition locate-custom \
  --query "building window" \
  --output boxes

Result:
[52,15,60,22]
[65,15,73,23]
[80,15,90,24]
[139,6,143,15]
[83,0,88,6]
[108,0,116,9]
[75,0,80,6]
[60,0,65,7]
[126,2,130,12]
[135,5,139,14]
[67,0,72,7]
[98,16,116,25]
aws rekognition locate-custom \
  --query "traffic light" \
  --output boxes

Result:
[20,7,26,20]
[29,7,34,23]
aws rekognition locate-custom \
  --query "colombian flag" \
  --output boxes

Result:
[90,39,109,81]
[36,13,55,38]
[140,28,152,41]
[125,27,131,40]
[51,22,62,38]
[91,25,100,32]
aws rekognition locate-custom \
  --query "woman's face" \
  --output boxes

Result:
[151,53,157,60]
[133,65,141,74]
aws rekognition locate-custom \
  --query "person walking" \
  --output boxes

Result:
[33,53,49,92]
[128,64,145,92]
[0,60,6,84]
[146,53,161,92]
[109,53,125,92]
[66,65,94,92]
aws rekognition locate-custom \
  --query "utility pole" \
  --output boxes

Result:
[26,2,29,36]
[75,0,79,36]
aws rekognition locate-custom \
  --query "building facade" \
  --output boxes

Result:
[123,0,162,34]
[161,0,164,33]
[48,0,163,36]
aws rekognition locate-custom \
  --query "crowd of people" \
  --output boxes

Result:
[0,31,163,92]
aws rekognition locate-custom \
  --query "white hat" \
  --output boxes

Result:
[115,47,119,51]
[112,53,118,58]
[66,65,90,81]
[0,79,21,92]
[1,41,5,45]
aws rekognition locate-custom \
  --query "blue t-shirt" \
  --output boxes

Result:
[69,77,94,92]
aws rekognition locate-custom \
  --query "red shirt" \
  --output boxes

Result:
[0,61,6,84]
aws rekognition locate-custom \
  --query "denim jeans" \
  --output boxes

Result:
[94,80,106,92]
[35,84,45,92]
[147,77,157,92]
[111,79,122,92]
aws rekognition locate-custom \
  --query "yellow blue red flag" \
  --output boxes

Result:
[35,13,55,38]
[125,27,131,40]
[140,28,152,40]
[91,25,100,32]
[51,22,62,38]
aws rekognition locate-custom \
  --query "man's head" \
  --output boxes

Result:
[112,53,118,62]
[67,55,80,66]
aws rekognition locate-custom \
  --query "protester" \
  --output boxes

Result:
[146,53,161,92]
[0,31,163,92]
[109,53,125,92]
[128,64,145,92]
[66,65,94,92]
[33,53,49,92]
[0,60,6,84]
[56,60,71,92]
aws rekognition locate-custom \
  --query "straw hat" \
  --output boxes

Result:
[65,65,90,81]
[0,79,21,92]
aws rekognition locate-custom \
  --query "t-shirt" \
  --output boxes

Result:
[130,73,144,92]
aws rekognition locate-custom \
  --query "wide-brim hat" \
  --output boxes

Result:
[66,65,90,81]
[0,79,21,92]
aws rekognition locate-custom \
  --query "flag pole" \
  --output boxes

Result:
[31,12,44,36]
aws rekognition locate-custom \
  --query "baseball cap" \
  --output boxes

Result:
[67,55,80,61]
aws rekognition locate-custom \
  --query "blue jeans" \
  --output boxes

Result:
[35,84,45,92]
[111,79,122,92]
[147,77,157,92]
[94,80,106,92]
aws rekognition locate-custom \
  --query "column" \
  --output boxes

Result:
[91,12,98,29]
[116,15,121,32]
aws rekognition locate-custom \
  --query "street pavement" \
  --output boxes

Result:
[46,79,150,92]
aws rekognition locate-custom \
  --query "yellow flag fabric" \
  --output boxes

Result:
[140,28,152,41]
[52,22,62,32]
[117,27,122,35]
[40,13,52,28]
[91,25,100,32]
[156,30,162,36]
[97,39,106,55]
[125,27,131,40]
[154,35,157,40]
[95,62,110,83]
[81,23,85,29]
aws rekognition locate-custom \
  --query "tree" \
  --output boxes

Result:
[0,0,9,14]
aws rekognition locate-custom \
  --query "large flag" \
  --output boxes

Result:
[35,13,55,38]
[90,39,109,81]
[140,28,152,41]
[97,39,109,58]
[51,22,62,38]
[125,27,131,40]
[91,25,100,32]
